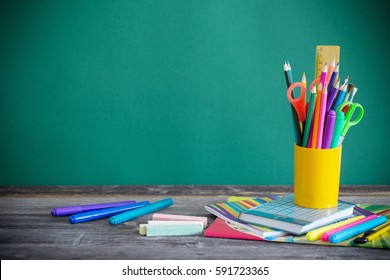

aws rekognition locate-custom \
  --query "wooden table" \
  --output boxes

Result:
[1,185,390,260]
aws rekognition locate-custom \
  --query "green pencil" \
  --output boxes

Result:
[302,86,317,147]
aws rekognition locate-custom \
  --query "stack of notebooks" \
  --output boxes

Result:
[204,194,390,249]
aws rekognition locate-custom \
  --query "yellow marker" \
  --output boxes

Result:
[306,216,364,241]
[353,220,390,244]
[366,221,390,241]
[315,46,340,79]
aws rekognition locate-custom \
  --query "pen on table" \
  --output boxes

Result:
[329,216,387,243]
[321,214,378,242]
[306,216,364,241]
[51,200,137,216]
[328,60,339,92]
[284,61,302,146]
[353,220,390,244]
[330,111,345,148]
[109,198,174,225]
[68,201,150,224]
[316,82,328,149]
[326,80,339,113]
[322,110,336,149]
[302,86,317,148]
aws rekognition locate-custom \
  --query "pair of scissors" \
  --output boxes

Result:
[335,101,364,145]
[287,77,320,122]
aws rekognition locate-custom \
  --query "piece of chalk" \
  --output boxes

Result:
[109,198,173,225]
[139,224,147,235]
[149,221,204,226]
[152,213,208,228]
[139,221,204,236]
[145,223,203,237]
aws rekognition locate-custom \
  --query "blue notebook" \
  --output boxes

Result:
[238,194,355,235]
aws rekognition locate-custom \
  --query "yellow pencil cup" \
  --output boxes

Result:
[294,144,342,208]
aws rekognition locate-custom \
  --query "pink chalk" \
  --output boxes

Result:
[152,213,208,228]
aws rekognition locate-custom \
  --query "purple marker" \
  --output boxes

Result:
[322,110,336,149]
[51,200,136,216]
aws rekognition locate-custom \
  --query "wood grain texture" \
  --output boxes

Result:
[1,185,390,260]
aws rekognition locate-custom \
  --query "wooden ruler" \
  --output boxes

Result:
[315,46,340,78]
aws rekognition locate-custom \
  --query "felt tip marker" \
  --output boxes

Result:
[68,201,150,224]
[109,198,174,225]
[51,200,137,216]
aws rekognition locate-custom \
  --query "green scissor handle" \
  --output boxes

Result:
[336,101,364,137]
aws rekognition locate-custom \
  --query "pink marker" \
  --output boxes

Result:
[321,215,377,242]
[316,84,328,149]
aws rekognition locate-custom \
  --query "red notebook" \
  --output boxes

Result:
[204,217,264,241]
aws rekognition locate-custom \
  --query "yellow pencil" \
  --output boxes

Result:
[301,72,307,88]
[306,216,364,241]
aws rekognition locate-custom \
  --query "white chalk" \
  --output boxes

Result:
[145,223,203,237]
[152,213,208,228]
[139,221,204,236]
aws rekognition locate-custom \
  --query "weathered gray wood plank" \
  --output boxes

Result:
[0,186,390,260]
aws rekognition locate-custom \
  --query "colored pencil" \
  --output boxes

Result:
[326,57,336,84]
[284,61,302,146]
[311,83,323,149]
[302,86,316,148]
[327,62,339,94]
[316,83,328,149]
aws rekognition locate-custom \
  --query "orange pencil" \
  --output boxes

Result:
[326,57,336,84]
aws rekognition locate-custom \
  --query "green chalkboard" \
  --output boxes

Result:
[1,0,389,185]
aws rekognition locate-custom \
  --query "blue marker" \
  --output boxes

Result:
[329,216,387,243]
[68,201,150,224]
[109,198,173,225]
